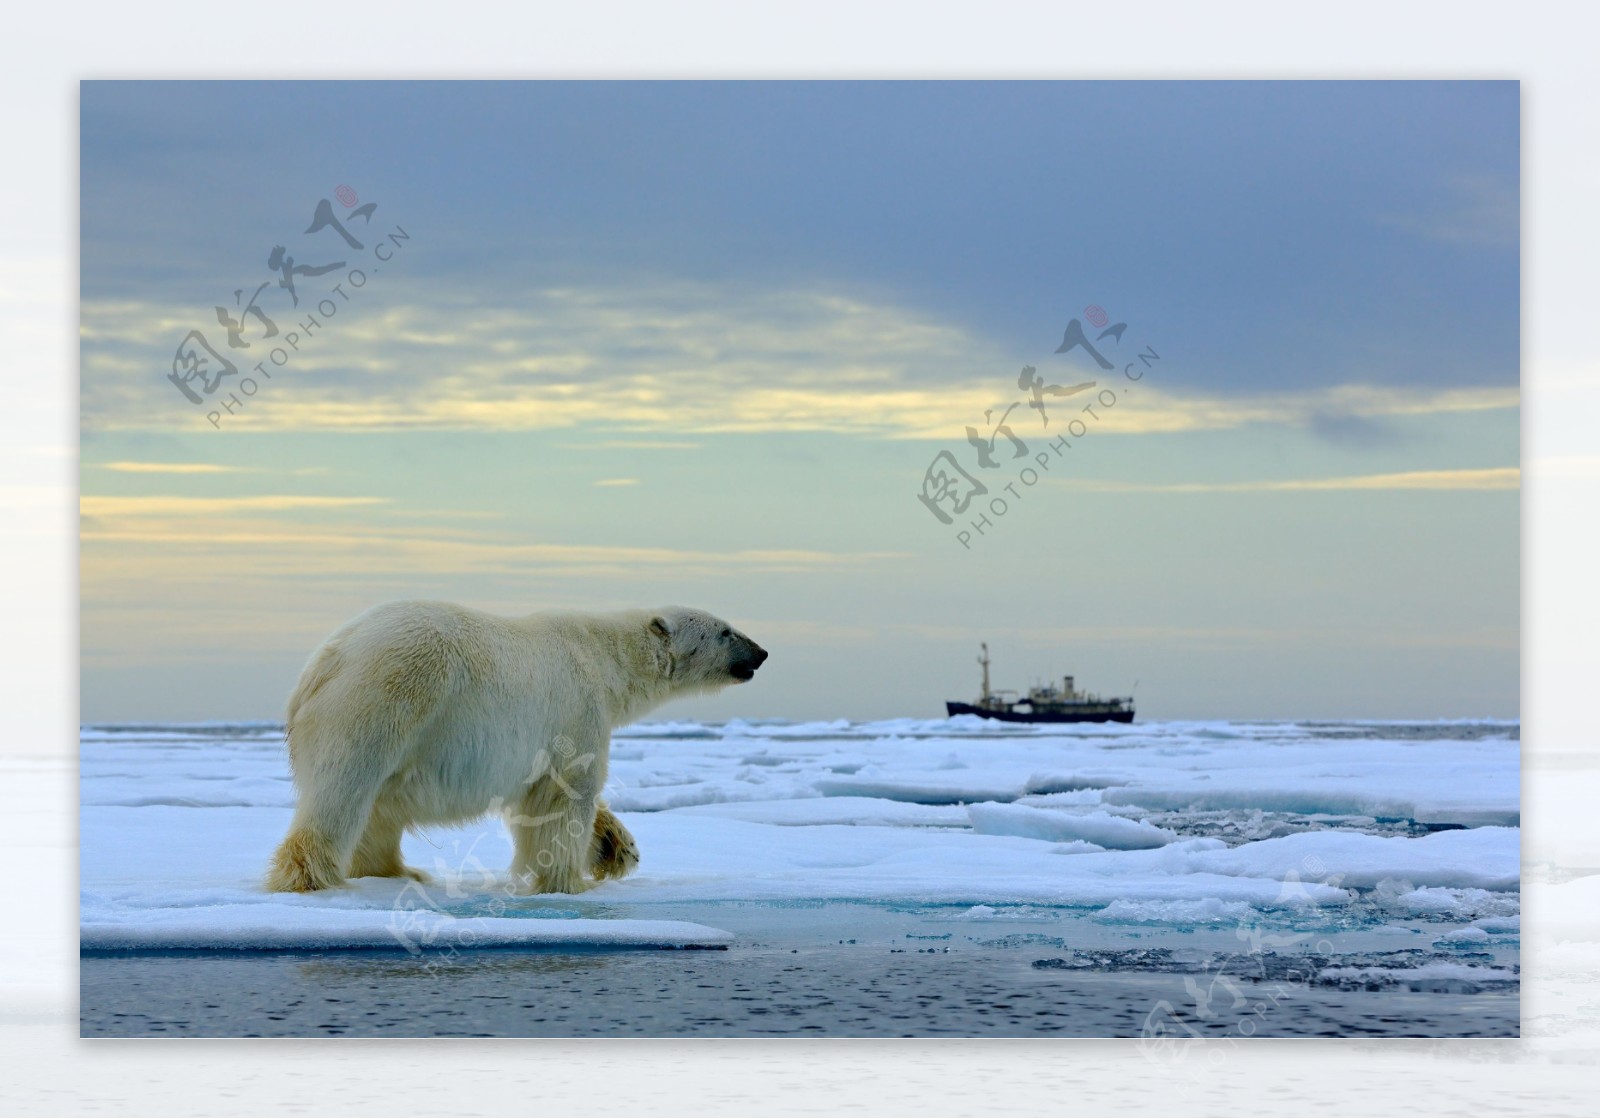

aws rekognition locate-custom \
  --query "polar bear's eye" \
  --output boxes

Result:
[720,628,731,639]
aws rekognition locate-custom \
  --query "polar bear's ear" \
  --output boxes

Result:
[649,615,673,641]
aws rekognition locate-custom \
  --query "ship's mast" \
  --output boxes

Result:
[979,643,991,700]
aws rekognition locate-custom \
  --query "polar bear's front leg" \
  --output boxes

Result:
[506,795,595,895]
[504,746,604,895]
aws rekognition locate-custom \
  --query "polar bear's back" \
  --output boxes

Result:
[286,602,523,771]
[291,599,489,707]
[283,601,638,771]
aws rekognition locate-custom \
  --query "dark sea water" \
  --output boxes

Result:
[81,901,1518,1038]
[79,947,1517,1039]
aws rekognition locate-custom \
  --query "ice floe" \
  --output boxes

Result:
[80,718,1519,952]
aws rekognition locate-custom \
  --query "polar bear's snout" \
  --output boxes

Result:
[730,641,769,682]
[653,607,769,687]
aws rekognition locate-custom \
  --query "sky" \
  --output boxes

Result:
[79,80,1520,722]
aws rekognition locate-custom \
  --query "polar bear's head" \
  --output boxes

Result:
[650,608,768,690]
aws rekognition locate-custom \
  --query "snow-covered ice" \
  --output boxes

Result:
[81,907,732,952]
[967,802,1179,848]
[80,717,1520,956]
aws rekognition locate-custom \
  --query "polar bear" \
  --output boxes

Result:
[264,601,767,895]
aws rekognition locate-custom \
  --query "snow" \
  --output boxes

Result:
[967,803,1178,848]
[81,905,732,952]
[812,775,1024,805]
[1434,926,1492,945]
[1391,884,1523,918]
[77,805,737,952]
[666,796,969,828]
[1182,827,1521,892]
[79,717,1519,952]
[1093,897,1260,925]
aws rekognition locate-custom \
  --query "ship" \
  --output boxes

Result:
[945,644,1135,723]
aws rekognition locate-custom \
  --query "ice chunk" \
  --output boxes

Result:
[1051,840,1109,855]
[1390,885,1522,918]
[1187,827,1519,892]
[967,803,1178,849]
[960,904,1061,920]
[1093,898,1259,925]
[1434,926,1492,946]
[81,904,733,952]
[1016,789,1106,808]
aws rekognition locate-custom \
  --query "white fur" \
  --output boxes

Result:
[264,600,766,895]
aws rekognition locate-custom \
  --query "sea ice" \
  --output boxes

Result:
[78,717,1520,951]
[967,803,1178,849]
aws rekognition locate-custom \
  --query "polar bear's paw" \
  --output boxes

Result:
[265,828,346,893]
[359,864,432,885]
[590,803,640,881]
[508,867,596,896]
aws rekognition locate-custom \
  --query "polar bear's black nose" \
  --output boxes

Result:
[730,642,768,682]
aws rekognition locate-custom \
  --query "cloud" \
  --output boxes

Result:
[81,279,1517,440]
[80,495,390,516]
[907,383,1516,441]
[81,280,997,436]
[593,478,640,487]
[80,495,906,583]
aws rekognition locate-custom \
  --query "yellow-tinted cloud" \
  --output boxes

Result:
[90,462,330,476]
[80,496,905,583]
[81,495,389,517]
[80,281,1518,438]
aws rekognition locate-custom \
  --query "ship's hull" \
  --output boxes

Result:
[945,701,1134,724]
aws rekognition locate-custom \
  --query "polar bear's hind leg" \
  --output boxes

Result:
[265,728,403,892]
[264,826,345,893]
[589,801,639,881]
